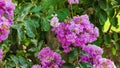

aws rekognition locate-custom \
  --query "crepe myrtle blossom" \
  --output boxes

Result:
[80,44,103,64]
[80,55,116,68]
[68,0,79,4]
[51,14,99,53]
[93,57,116,68]
[38,47,64,68]
[32,65,41,68]
[82,44,103,58]
[0,0,15,42]
[79,55,89,63]
[0,0,15,22]
[0,49,3,60]
[80,44,116,68]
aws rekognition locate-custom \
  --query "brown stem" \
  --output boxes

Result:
[107,6,120,33]
[107,24,112,33]
[102,34,105,48]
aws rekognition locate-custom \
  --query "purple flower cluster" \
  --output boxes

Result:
[32,64,41,68]
[80,44,116,68]
[38,47,64,68]
[80,44,103,64]
[0,0,15,42]
[68,0,79,4]
[51,14,99,53]
[50,14,116,67]
[0,49,3,60]
[93,57,116,68]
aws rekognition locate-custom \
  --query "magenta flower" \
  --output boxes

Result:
[66,33,77,43]
[79,55,89,63]
[73,14,90,24]
[80,44,103,64]
[51,14,99,53]
[68,0,79,4]
[32,65,41,68]
[0,0,15,42]
[93,58,116,68]
[82,44,103,57]
[80,44,116,68]
[38,47,64,68]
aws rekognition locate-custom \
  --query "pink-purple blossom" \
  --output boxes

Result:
[51,14,99,53]
[38,47,64,68]
[0,0,15,42]
[82,44,103,58]
[93,57,116,68]
[32,65,41,68]
[80,44,103,64]
[79,55,89,63]
[80,44,116,68]
[68,0,79,4]
[50,14,116,68]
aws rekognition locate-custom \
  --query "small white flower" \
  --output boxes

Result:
[50,14,60,28]
[76,67,80,68]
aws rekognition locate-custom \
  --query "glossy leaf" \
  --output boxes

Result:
[110,17,118,27]
[24,19,37,38]
[104,34,110,44]
[112,47,116,55]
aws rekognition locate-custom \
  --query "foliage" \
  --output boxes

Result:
[0,0,120,68]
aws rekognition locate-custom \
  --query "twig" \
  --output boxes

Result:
[107,6,120,33]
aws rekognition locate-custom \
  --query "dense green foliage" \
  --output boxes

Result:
[0,0,120,68]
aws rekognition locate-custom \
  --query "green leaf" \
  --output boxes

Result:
[10,55,19,65]
[31,39,38,46]
[110,17,118,27]
[112,48,116,55]
[62,63,75,68]
[16,3,32,21]
[108,8,115,18]
[99,0,115,17]
[87,63,93,68]
[38,41,43,50]
[56,8,70,21]
[99,0,107,10]
[93,1,100,13]
[113,31,118,41]
[97,9,107,25]
[18,56,26,65]
[31,17,40,28]
[79,62,92,68]
[4,61,16,68]
[68,51,75,62]
[17,27,24,43]
[20,64,28,68]
[104,34,110,44]
[24,18,37,38]
[115,43,119,50]
[30,5,41,13]
[12,24,24,44]
[41,18,50,31]
[28,48,37,52]
[79,62,87,68]
[68,47,79,63]
[106,2,114,17]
